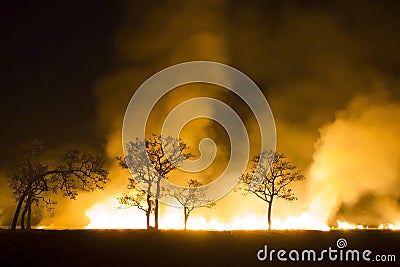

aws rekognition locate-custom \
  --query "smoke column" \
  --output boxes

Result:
[306,93,400,225]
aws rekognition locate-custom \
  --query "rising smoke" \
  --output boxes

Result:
[3,1,399,228]
[307,93,400,225]
[61,1,400,227]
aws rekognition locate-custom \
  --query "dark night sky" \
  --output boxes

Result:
[0,1,119,166]
[1,0,400,227]
[0,0,399,172]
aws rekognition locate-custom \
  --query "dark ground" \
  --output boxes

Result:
[0,229,399,267]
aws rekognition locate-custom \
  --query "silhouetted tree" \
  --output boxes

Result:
[168,179,215,230]
[117,138,157,229]
[9,139,109,230]
[118,134,192,229]
[118,180,154,229]
[238,151,304,230]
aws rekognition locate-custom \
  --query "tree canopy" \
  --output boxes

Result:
[239,150,304,230]
[9,139,109,230]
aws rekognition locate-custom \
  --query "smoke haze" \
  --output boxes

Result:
[307,93,400,225]
[2,0,400,228]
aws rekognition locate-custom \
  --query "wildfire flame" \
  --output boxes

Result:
[31,197,400,231]
[77,196,400,231]
[335,220,400,230]
[336,220,365,230]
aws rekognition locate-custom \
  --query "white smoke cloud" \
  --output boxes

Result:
[306,93,400,224]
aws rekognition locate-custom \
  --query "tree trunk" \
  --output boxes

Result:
[20,202,27,230]
[154,179,161,230]
[184,207,188,231]
[11,191,29,230]
[20,195,32,230]
[27,200,32,230]
[267,198,273,230]
[146,194,151,229]
[11,170,61,230]
[146,211,150,229]
[154,199,159,229]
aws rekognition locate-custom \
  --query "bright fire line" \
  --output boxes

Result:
[60,197,400,231]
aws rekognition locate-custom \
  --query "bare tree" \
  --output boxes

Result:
[8,140,109,230]
[118,134,192,229]
[168,179,215,230]
[238,151,304,230]
[118,180,154,229]
[116,138,156,229]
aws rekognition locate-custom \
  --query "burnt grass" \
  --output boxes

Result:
[0,229,399,267]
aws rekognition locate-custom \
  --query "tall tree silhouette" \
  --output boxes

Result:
[118,134,192,229]
[8,139,109,230]
[238,151,304,230]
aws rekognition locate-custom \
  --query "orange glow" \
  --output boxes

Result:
[336,220,365,230]
[84,197,331,231]
[84,197,147,229]
[83,197,400,231]
[335,220,400,230]
[272,212,330,231]
[378,223,400,230]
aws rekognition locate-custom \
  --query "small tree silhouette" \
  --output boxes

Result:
[238,151,304,230]
[117,134,192,229]
[8,139,109,230]
[117,180,155,229]
[168,179,215,230]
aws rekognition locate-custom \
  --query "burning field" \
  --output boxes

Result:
[2,1,400,267]
[29,94,400,233]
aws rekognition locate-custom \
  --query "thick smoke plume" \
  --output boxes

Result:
[307,93,400,225]
[4,1,398,228]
